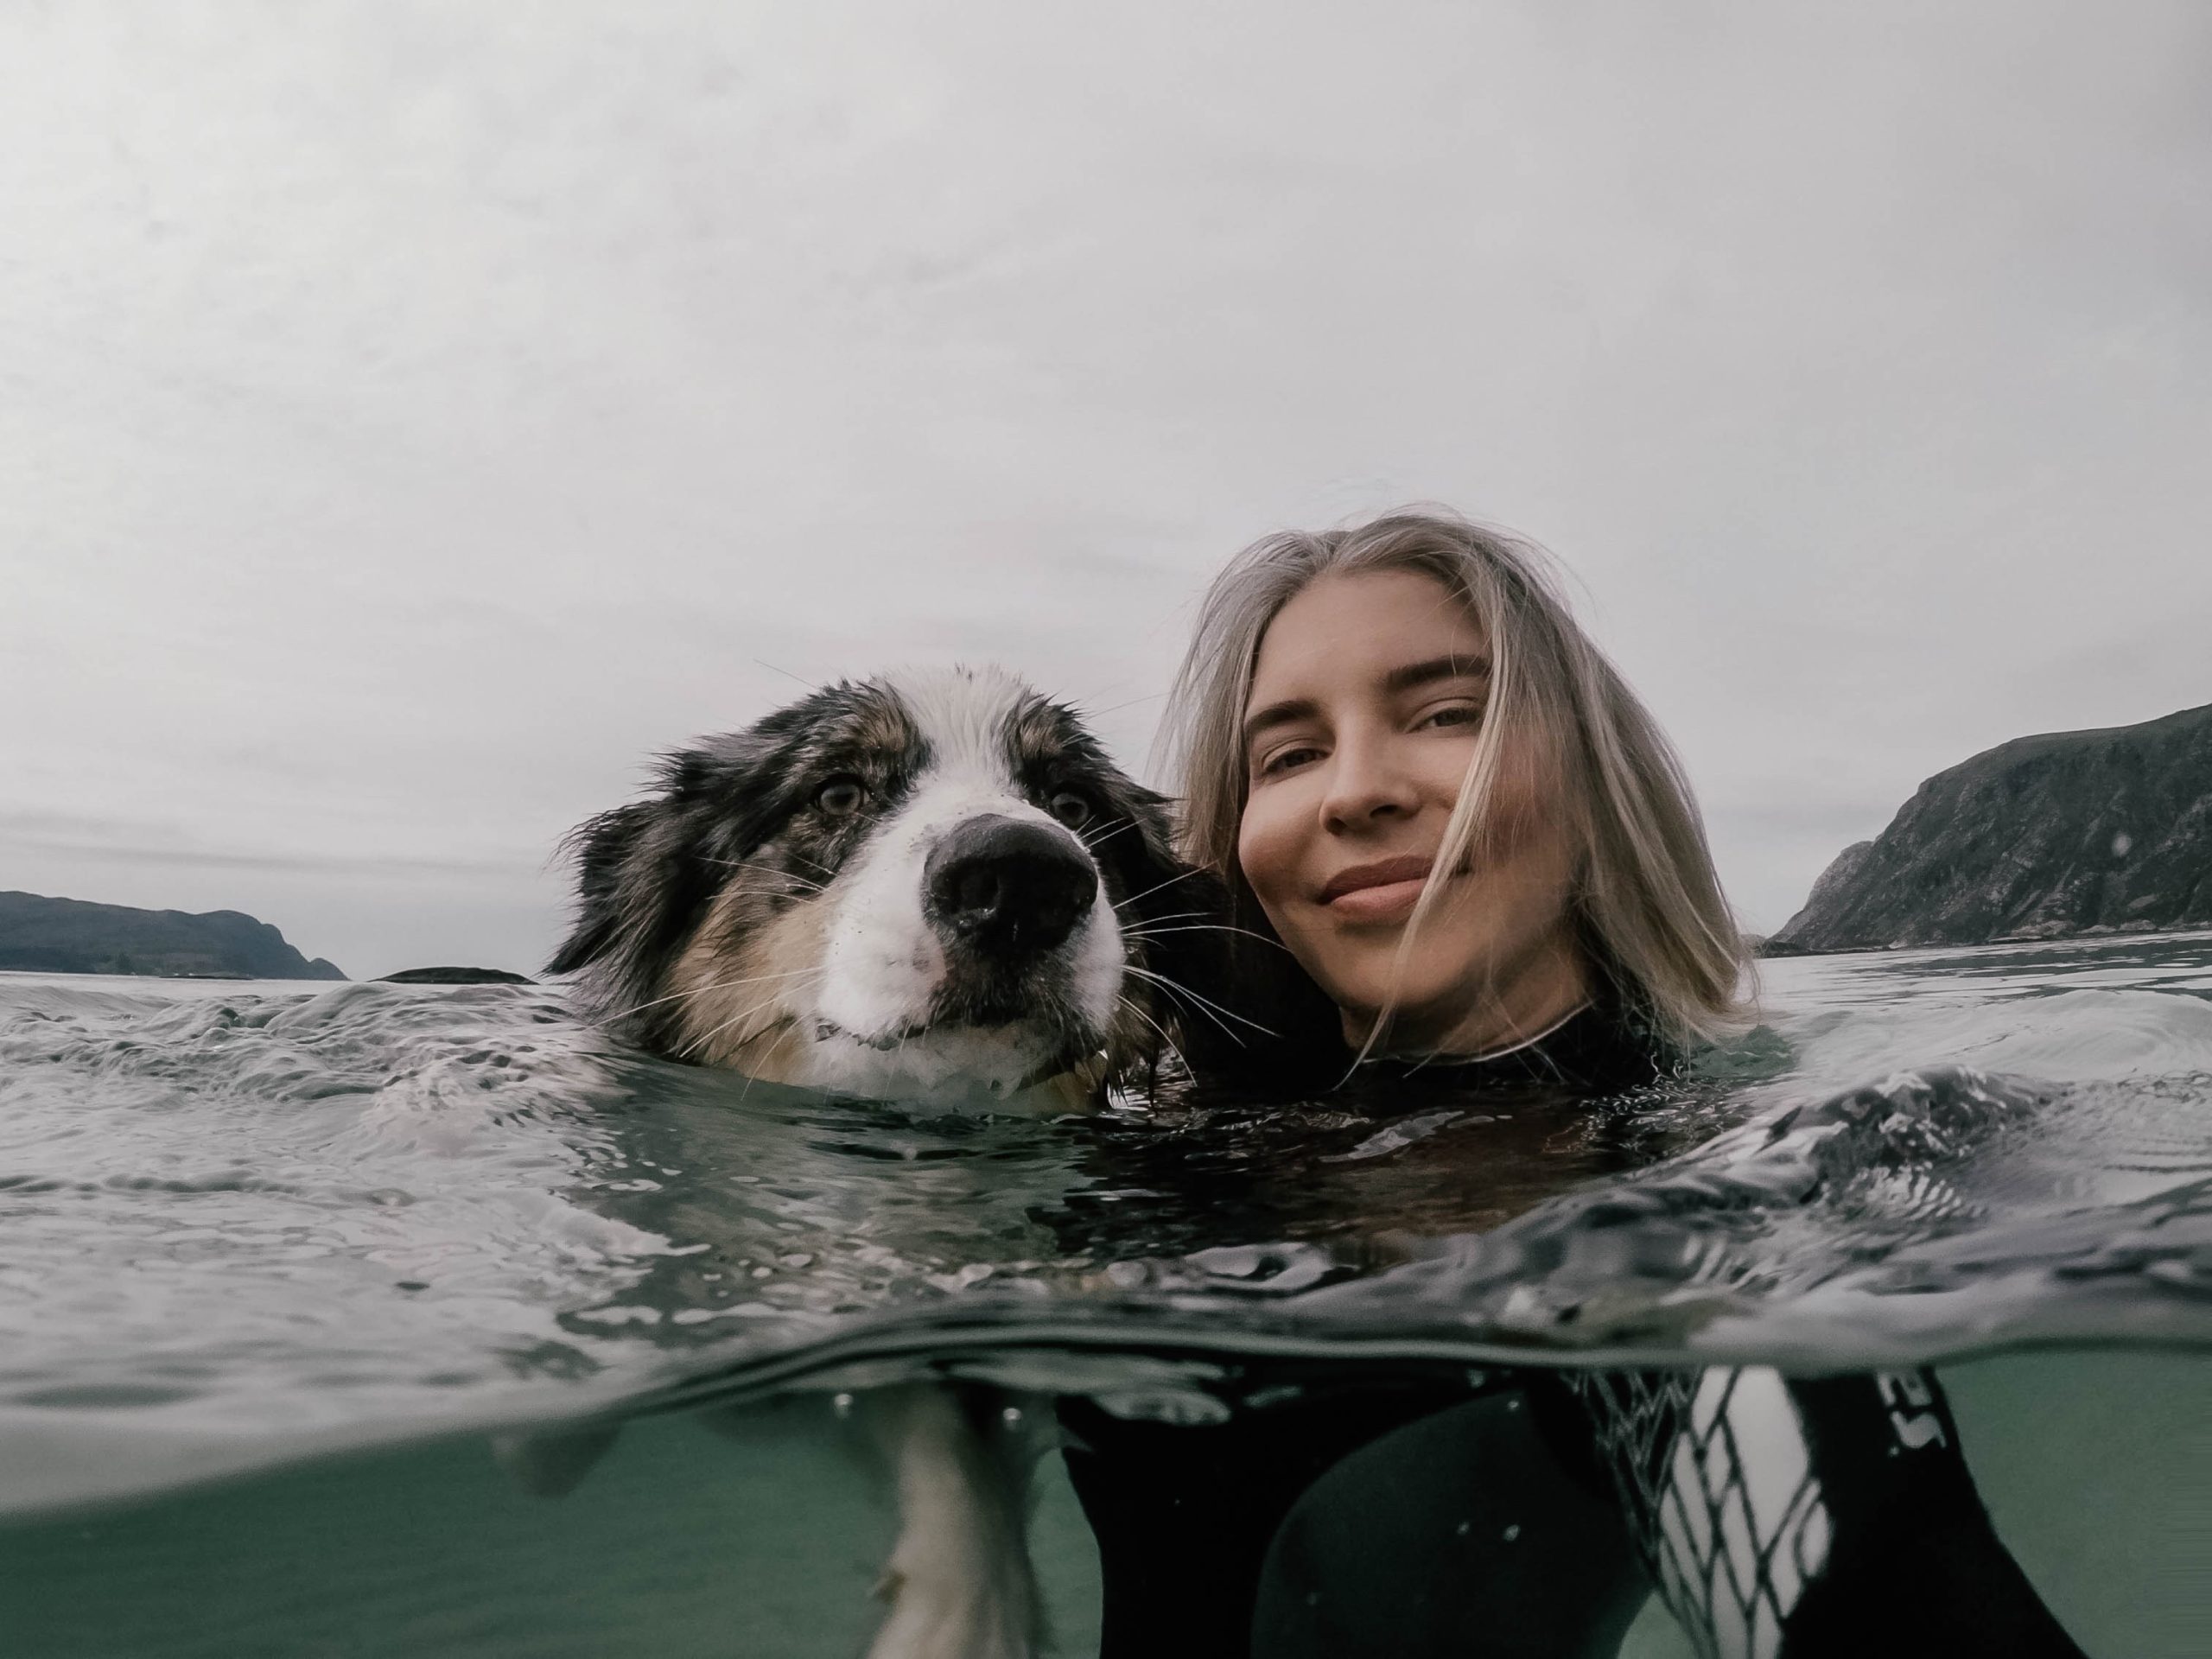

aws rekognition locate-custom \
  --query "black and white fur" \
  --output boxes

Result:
[550,665,1217,1659]
[551,664,1207,1116]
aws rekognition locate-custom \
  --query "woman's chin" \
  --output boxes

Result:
[1323,980,1454,1047]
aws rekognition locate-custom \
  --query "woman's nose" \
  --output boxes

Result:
[1319,731,1420,831]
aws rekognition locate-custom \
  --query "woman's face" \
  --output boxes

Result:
[1236,569,1586,1052]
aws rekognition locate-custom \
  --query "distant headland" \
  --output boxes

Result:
[0,892,346,980]
[1766,702,2212,956]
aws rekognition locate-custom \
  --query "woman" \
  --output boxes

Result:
[1061,510,2084,1656]
[1167,505,1738,1084]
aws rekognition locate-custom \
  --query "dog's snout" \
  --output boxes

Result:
[925,816,1098,957]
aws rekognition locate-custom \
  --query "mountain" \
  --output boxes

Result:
[0,892,346,980]
[1768,702,2212,954]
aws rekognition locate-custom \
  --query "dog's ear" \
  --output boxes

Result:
[547,736,779,1033]
[546,801,660,978]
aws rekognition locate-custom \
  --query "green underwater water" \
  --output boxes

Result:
[3,1349,2202,1657]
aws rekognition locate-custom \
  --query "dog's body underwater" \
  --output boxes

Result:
[550,666,1218,1659]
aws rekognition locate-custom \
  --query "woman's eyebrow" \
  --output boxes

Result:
[1384,654,1491,694]
[1241,696,1317,748]
[1241,656,1489,749]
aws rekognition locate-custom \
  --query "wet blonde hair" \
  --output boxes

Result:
[1163,507,1747,1066]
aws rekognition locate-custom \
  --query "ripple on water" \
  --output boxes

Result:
[0,938,2209,1515]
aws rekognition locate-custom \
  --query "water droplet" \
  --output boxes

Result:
[1502,1523,1522,1542]
[1001,1406,1023,1426]
[1455,1520,1471,1536]
[2112,831,2133,857]
[832,1392,854,1418]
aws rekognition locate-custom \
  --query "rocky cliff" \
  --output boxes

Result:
[1768,702,2212,954]
[0,892,346,979]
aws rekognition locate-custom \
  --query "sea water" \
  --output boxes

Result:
[1,933,2207,1655]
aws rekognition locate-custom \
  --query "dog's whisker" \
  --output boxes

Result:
[1119,910,1263,933]
[621,966,829,1020]
[1078,819,1142,853]
[1112,865,1213,912]
[1116,991,1192,1080]
[1085,691,1167,718]
[752,658,820,693]
[1121,922,1294,950]
[682,996,802,1061]
[698,857,829,892]
[1122,963,1275,1039]
[1124,963,1272,1032]
[1113,908,1245,938]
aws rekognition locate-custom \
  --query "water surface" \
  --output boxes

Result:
[2,933,2207,1652]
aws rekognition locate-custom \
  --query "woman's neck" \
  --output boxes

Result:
[1353,936,1593,1059]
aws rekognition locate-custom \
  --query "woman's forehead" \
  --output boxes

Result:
[1249,569,1487,701]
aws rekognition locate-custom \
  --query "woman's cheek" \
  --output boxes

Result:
[1236,791,1297,914]
[1240,791,1338,989]
[1240,792,1358,995]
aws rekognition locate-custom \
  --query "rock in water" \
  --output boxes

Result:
[0,892,346,979]
[378,967,536,985]
[1769,702,2212,954]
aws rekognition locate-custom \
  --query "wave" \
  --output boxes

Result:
[1,938,2207,1516]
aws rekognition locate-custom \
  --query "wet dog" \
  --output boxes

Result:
[551,664,1206,1114]
[550,665,1216,1658]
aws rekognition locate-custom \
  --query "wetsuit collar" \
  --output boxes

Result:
[1367,999,1598,1074]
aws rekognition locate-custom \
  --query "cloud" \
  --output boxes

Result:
[5,2,2207,969]
[0,827,529,882]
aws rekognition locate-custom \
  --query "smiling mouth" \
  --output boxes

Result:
[1318,855,1433,901]
[1317,855,1436,921]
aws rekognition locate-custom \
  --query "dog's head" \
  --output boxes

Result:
[550,666,1212,1111]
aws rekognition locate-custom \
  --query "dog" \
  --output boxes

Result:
[550,664,1210,1112]
[549,664,1218,1659]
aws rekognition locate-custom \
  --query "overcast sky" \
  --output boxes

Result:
[4,3,2207,979]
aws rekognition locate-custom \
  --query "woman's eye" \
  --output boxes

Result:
[1048,790,1094,830]
[1258,746,1321,777]
[1419,702,1481,731]
[816,776,868,817]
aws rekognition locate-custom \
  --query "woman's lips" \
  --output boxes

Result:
[1317,855,1433,921]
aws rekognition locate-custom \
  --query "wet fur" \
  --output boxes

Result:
[550,668,1213,1107]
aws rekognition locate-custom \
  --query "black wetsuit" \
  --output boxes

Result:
[1061,1007,2089,1658]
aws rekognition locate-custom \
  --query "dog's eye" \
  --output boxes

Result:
[816,776,868,817]
[1047,790,1094,830]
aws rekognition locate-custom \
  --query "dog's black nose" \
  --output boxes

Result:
[925,815,1099,957]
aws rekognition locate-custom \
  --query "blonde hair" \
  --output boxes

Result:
[1162,507,1747,1065]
